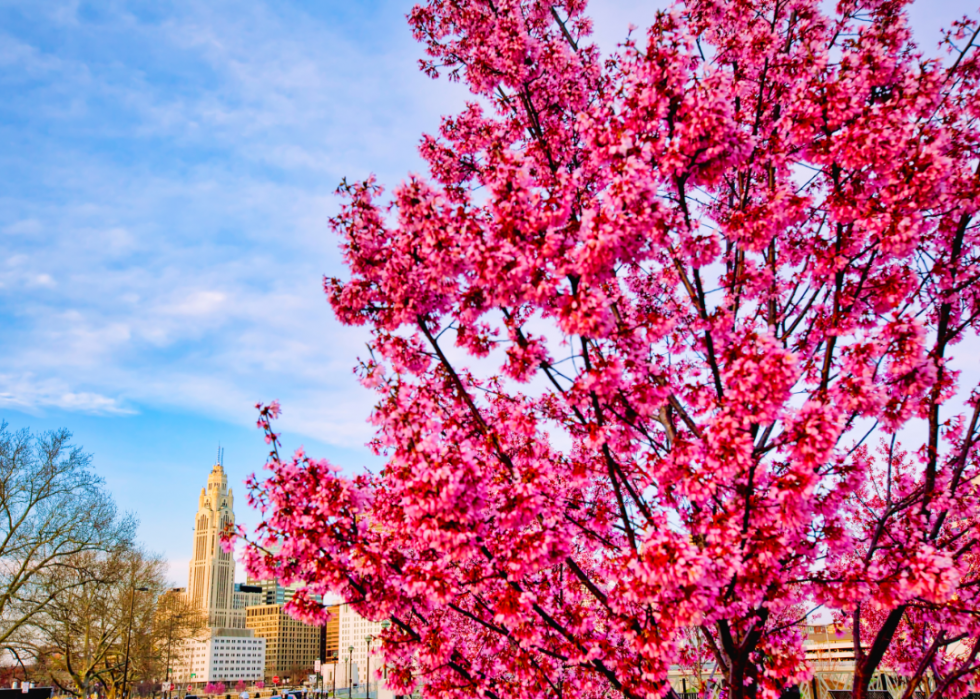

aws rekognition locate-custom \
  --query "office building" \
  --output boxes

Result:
[245,577,298,606]
[174,452,265,687]
[234,583,264,611]
[803,623,856,666]
[172,629,266,685]
[246,604,325,683]
[337,605,386,685]
[187,453,241,629]
[324,605,340,661]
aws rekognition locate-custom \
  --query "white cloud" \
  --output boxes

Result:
[165,290,227,317]
[0,374,133,415]
[3,219,43,236]
[30,273,56,288]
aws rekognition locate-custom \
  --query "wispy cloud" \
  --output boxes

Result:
[0,373,133,415]
[0,0,474,448]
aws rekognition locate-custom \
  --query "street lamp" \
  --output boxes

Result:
[122,586,151,699]
[363,637,373,699]
[378,621,390,695]
[347,647,353,699]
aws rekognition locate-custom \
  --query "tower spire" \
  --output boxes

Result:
[189,451,236,630]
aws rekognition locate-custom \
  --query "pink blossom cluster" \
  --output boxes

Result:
[238,1,980,698]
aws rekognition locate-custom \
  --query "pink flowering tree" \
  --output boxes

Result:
[831,453,980,699]
[235,681,248,692]
[204,683,219,696]
[255,681,265,690]
[240,0,980,698]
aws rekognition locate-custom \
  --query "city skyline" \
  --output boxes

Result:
[172,457,266,687]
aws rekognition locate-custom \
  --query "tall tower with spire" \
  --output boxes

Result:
[187,449,240,628]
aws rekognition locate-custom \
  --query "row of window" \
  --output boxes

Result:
[215,660,262,666]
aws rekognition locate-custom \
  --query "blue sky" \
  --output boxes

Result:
[1,0,975,583]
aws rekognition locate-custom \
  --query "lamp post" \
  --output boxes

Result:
[363,637,373,699]
[122,585,150,699]
[378,621,390,695]
[163,637,173,699]
[347,647,353,699]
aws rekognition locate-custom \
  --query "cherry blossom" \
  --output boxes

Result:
[239,1,980,698]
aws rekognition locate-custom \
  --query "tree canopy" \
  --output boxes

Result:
[242,1,980,698]
[0,424,136,648]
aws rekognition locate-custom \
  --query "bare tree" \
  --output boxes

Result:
[102,551,168,699]
[154,589,207,697]
[0,423,136,648]
[21,547,166,699]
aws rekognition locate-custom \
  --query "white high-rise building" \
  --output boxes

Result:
[172,452,266,688]
[172,631,267,686]
[187,454,242,629]
[337,606,386,687]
